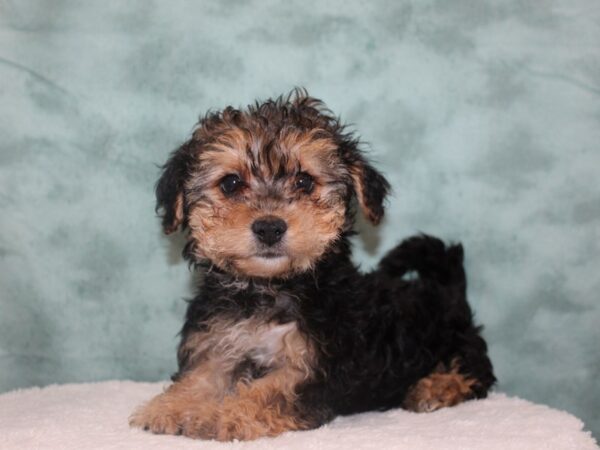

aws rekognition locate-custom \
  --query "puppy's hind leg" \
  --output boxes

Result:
[402,359,476,413]
[383,235,496,412]
[403,331,496,413]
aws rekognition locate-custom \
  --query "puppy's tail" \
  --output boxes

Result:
[377,234,467,298]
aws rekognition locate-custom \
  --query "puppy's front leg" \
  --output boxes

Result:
[129,362,222,438]
[213,367,311,441]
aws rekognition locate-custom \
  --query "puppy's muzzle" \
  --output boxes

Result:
[251,217,287,246]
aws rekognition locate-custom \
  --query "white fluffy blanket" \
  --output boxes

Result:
[0,381,596,450]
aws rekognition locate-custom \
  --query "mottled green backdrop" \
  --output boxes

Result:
[1,0,598,438]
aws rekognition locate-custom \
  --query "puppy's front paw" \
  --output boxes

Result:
[130,394,219,439]
[129,401,183,435]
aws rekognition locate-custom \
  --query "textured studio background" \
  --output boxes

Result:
[1,0,599,438]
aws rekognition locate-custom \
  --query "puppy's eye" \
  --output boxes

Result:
[220,174,244,195]
[294,172,314,193]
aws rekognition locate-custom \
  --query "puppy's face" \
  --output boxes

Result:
[185,127,349,278]
[156,91,389,279]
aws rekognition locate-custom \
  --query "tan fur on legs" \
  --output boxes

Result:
[129,362,221,436]
[214,366,310,441]
[130,350,312,441]
[130,317,316,440]
[403,359,477,413]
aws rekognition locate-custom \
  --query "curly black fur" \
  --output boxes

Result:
[175,234,495,426]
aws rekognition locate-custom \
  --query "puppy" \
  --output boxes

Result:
[130,89,495,441]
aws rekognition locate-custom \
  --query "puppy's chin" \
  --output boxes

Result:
[232,255,294,278]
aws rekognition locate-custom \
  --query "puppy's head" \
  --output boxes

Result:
[156,89,389,278]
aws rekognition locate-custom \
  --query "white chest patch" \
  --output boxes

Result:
[191,317,305,371]
[249,322,298,366]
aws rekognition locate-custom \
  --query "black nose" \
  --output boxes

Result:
[251,217,287,246]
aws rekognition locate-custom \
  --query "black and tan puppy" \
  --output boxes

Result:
[130,89,495,441]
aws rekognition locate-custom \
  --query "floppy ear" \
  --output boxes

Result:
[343,144,390,225]
[349,159,390,225]
[155,140,196,234]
